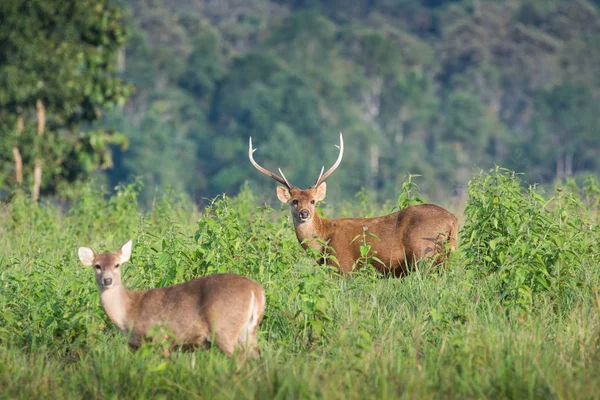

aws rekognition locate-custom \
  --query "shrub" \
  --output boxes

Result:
[461,167,598,311]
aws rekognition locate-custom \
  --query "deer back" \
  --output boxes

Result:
[306,204,458,275]
[127,274,265,346]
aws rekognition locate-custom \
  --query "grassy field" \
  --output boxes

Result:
[1,170,599,399]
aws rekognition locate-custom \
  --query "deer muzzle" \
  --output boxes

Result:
[299,209,309,220]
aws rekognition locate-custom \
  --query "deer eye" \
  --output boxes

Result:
[311,199,315,204]
[115,264,120,269]
[94,265,102,271]
[292,200,299,206]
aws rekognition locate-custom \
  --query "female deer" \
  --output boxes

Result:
[78,240,265,357]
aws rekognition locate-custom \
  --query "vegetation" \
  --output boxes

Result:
[1,171,599,398]
[1,0,600,204]
[1,1,600,398]
[0,0,131,200]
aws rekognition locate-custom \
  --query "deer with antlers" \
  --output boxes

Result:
[249,133,458,276]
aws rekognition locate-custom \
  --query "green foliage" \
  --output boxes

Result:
[1,173,600,397]
[178,27,225,100]
[0,0,132,198]
[525,82,600,181]
[461,167,598,310]
[0,0,130,113]
[290,261,339,345]
[350,227,386,272]
[396,173,425,209]
[2,0,600,203]
[123,109,199,200]
[193,194,302,278]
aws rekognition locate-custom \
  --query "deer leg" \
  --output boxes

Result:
[213,331,236,358]
[237,328,261,358]
[331,253,354,275]
[248,333,261,358]
[128,336,142,351]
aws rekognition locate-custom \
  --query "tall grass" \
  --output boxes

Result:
[1,169,599,399]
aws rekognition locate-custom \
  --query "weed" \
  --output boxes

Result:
[1,169,600,398]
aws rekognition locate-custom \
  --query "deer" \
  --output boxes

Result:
[249,133,458,276]
[77,240,265,358]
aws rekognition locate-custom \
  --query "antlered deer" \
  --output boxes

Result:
[249,133,458,276]
[78,240,265,357]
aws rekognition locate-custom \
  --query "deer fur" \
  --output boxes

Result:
[278,185,458,275]
[250,133,458,276]
[78,241,265,357]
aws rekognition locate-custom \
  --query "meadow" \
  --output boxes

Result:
[1,168,599,399]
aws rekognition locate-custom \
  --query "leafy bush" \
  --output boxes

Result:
[1,171,600,398]
[396,173,425,210]
[192,194,303,278]
[461,167,598,310]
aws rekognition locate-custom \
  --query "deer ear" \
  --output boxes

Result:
[78,247,95,266]
[276,186,292,203]
[314,182,327,202]
[117,240,133,264]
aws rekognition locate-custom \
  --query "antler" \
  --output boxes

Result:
[248,137,293,189]
[312,132,344,188]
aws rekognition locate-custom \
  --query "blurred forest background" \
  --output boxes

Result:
[1,0,599,206]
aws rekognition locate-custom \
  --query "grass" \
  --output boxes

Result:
[1,171,599,399]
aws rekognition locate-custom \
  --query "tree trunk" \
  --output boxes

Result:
[117,45,126,73]
[12,115,24,185]
[556,153,565,183]
[32,99,45,201]
[369,143,379,191]
[565,150,573,177]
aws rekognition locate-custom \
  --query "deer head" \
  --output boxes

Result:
[249,133,344,225]
[78,240,132,291]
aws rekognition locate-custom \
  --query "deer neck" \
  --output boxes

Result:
[293,212,329,251]
[99,285,134,332]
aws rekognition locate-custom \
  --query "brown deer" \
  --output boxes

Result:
[78,240,265,358]
[249,133,458,276]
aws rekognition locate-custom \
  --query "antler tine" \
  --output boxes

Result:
[278,168,293,189]
[312,132,344,187]
[314,166,325,187]
[248,137,293,189]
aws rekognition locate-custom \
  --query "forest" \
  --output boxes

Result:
[2,1,600,398]
[1,0,599,205]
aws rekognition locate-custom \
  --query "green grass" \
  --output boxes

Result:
[1,171,599,399]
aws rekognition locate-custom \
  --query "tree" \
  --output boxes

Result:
[529,83,599,182]
[178,28,225,102]
[29,0,596,205]
[209,52,323,194]
[0,0,131,199]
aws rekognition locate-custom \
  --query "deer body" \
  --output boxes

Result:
[292,203,458,275]
[78,241,265,357]
[249,133,458,275]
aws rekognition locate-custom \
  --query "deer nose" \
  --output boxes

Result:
[103,278,113,286]
[299,209,309,219]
